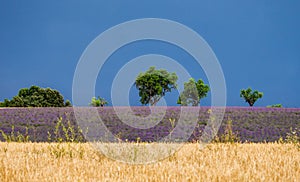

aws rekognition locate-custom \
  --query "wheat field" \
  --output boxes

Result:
[0,142,299,182]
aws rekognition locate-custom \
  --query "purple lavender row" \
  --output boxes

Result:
[0,107,299,142]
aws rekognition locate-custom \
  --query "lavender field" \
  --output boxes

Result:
[0,107,299,142]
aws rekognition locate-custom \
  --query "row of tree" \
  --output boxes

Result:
[134,66,263,107]
[0,67,264,107]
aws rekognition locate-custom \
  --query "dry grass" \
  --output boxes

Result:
[0,142,299,182]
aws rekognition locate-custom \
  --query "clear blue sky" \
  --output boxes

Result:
[0,1,299,107]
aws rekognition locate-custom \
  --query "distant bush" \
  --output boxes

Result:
[65,100,72,107]
[267,104,282,108]
[0,101,5,107]
[0,85,71,107]
[89,96,108,107]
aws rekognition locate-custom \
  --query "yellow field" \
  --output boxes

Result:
[0,142,299,182]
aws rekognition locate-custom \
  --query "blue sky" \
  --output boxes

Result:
[0,1,299,107]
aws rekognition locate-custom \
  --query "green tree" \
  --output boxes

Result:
[135,66,178,106]
[0,85,70,107]
[240,87,263,107]
[89,97,108,107]
[177,78,210,106]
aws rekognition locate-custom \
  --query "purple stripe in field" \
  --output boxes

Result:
[0,107,299,142]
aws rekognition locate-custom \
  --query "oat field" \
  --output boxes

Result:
[0,142,299,181]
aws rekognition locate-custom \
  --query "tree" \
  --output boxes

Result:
[240,87,263,107]
[0,85,70,107]
[177,78,210,106]
[90,97,108,107]
[135,66,178,106]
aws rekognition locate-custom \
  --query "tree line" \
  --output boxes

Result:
[0,66,266,107]
[134,66,264,107]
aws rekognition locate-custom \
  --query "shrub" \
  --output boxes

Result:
[89,97,108,107]
[267,104,282,108]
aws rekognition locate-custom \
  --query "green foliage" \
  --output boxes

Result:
[177,78,210,106]
[0,117,86,143]
[240,87,263,107]
[214,119,240,143]
[65,100,72,107]
[0,125,30,142]
[267,104,282,108]
[89,96,108,107]
[135,66,178,106]
[47,143,86,159]
[0,85,71,107]
[168,118,176,138]
[48,143,69,158]
[48,117,86,143]
[0,100,6,107]
[285,127,299,144]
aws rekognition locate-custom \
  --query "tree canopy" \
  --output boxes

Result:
[135,66,178,106]
[177,78,210,106]
[0,85,71,107]
[240,87,263,107]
